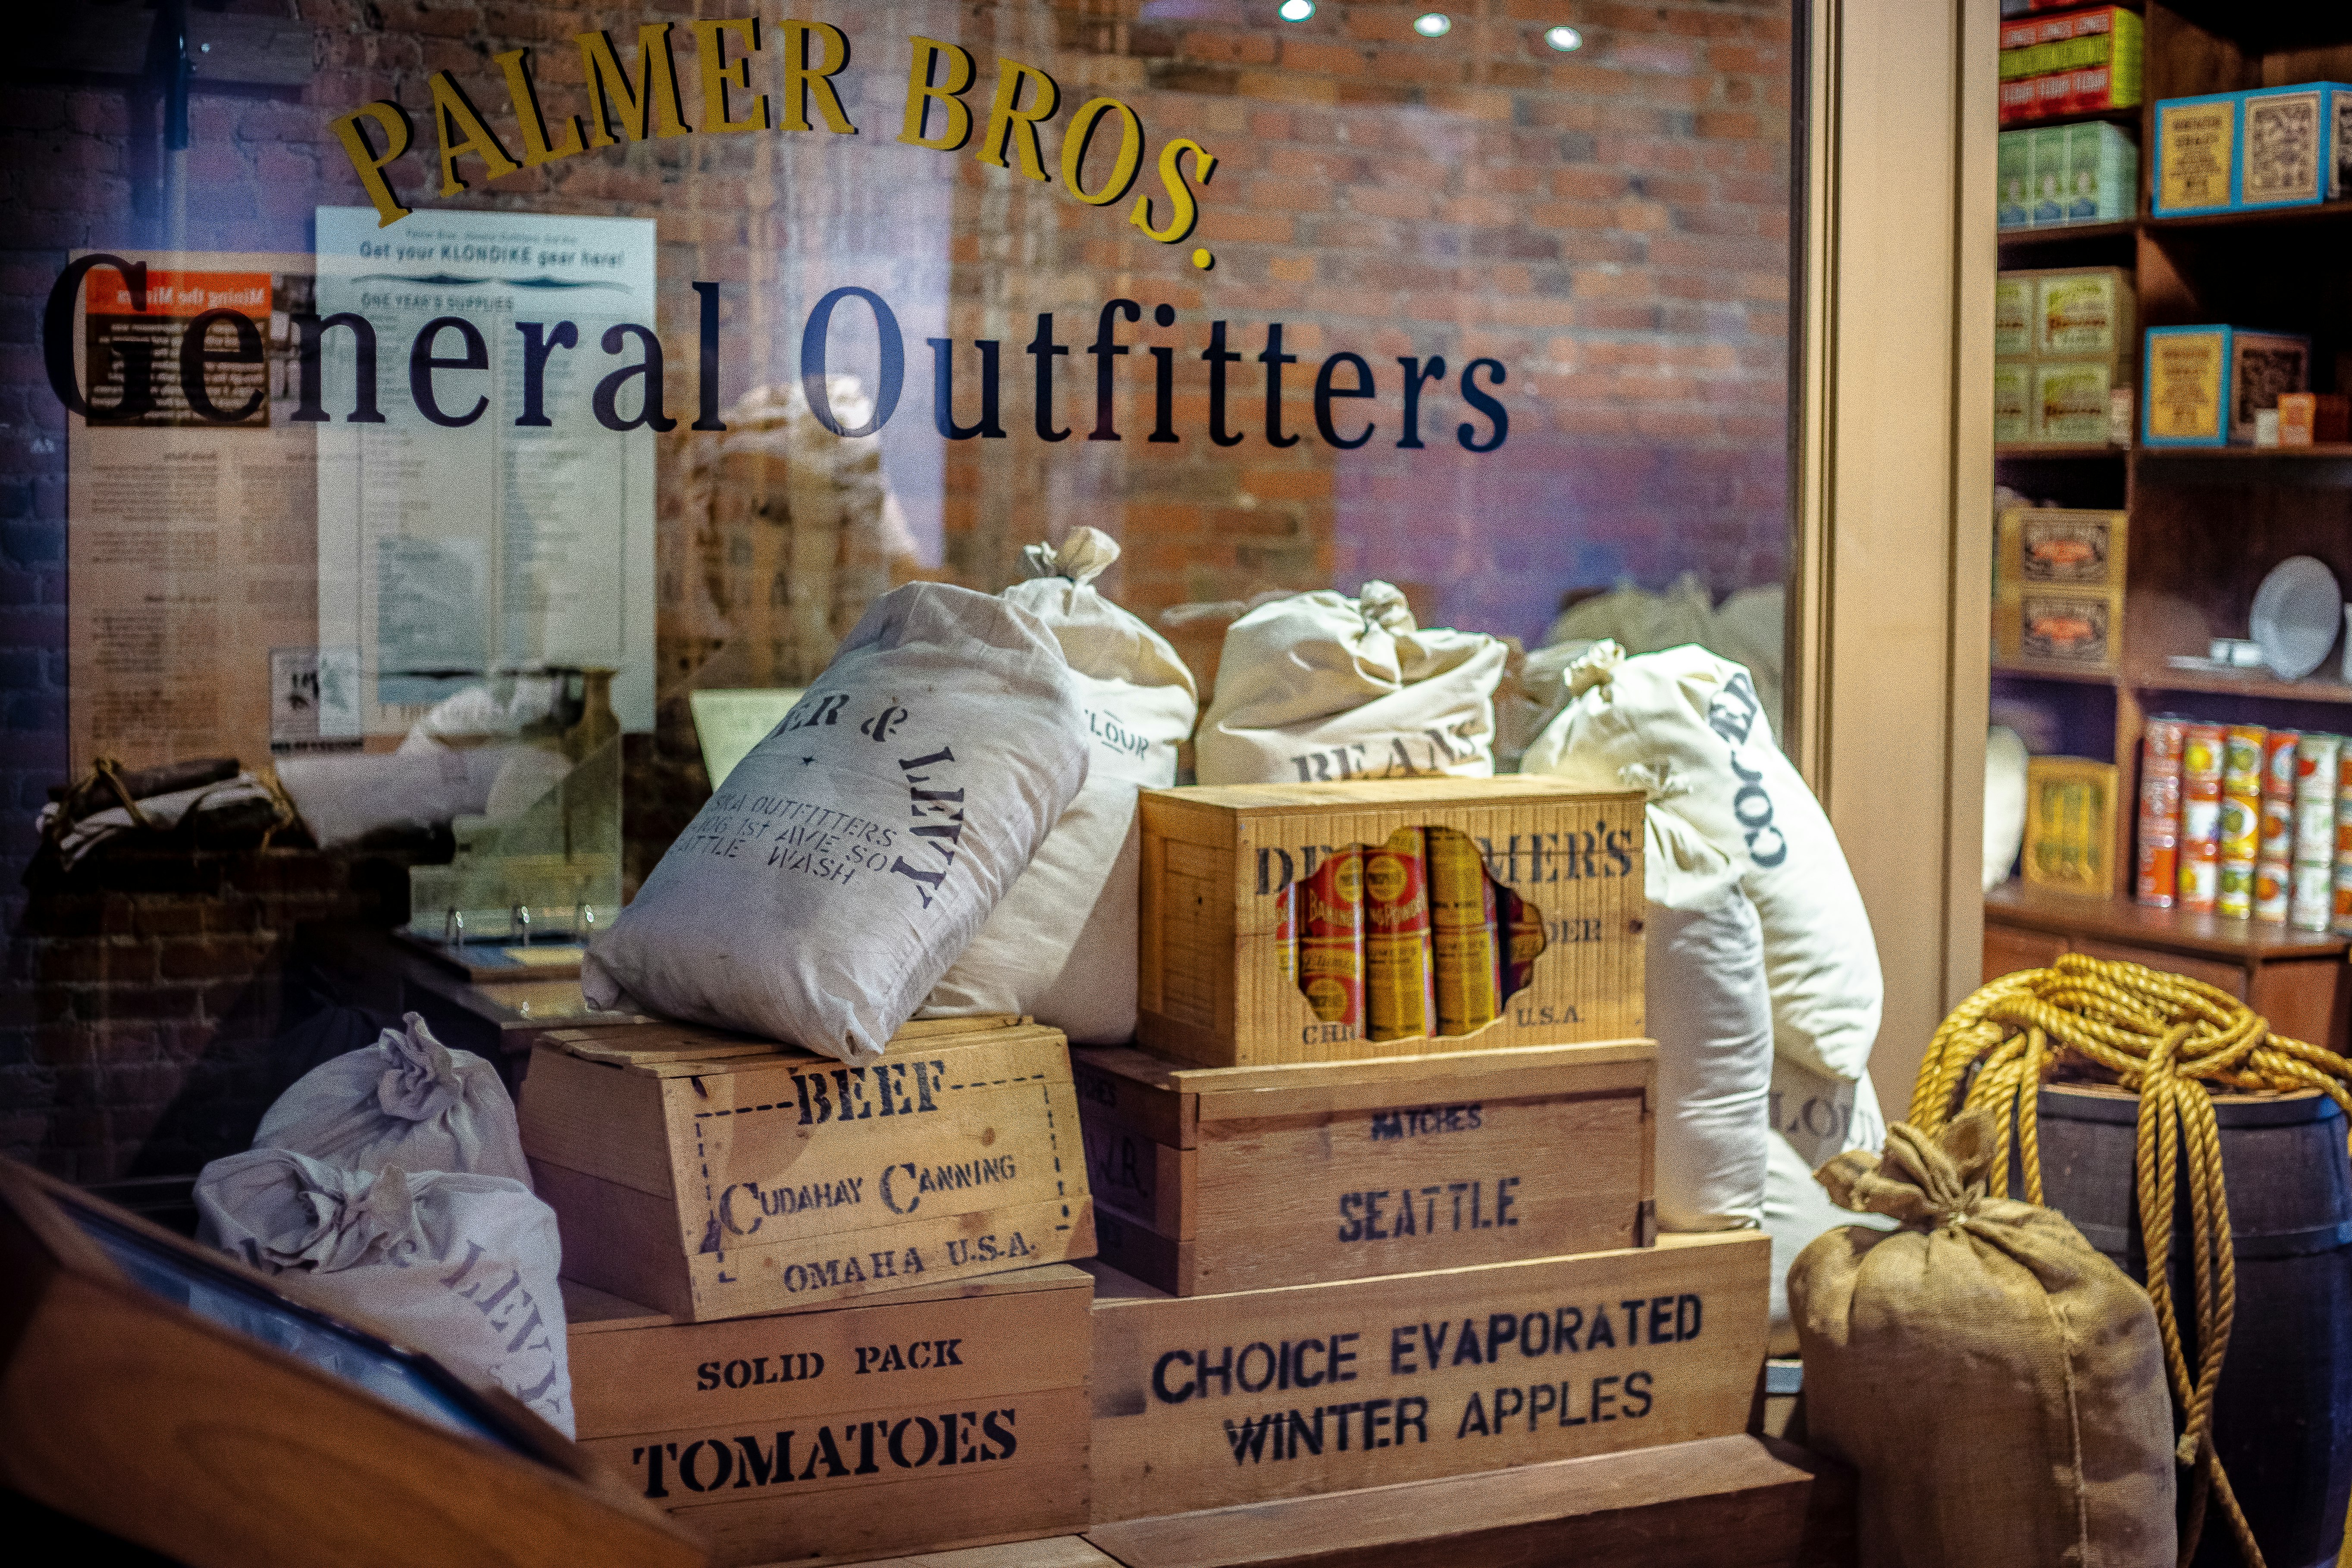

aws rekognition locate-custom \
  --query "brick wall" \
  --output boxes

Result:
[1,0,1790,1180]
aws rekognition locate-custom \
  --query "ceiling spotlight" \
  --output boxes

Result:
[1413,13,1453,37]
[1278,0,1315,19]
[1544,24,1583,52]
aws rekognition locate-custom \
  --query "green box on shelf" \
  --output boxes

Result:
[2034,362,2115,444]
[1999,131,2033,229]
[2064,121,2136,225]
[2029,126,2070,225]
[1995,363,2031,444]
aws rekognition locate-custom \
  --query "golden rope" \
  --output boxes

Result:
[1911,951,2352,1568]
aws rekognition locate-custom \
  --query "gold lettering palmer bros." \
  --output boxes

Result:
[329,19,1217,253]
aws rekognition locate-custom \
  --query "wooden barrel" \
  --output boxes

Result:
[2020,1083,2352,1568]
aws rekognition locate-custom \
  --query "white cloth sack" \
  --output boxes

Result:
[1644,809,1773,1232]
[585,582,1090,1065]
[254,1011,531,1187]
[1522,641,1882,1083]
[1985,725,2029,891]
[195,1147,573,1435]
[923,530,1197,1043]
[1763,1054,1893,1340]
[1196,581,1506,785]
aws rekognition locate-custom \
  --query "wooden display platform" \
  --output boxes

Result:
[1076,1433,1852,1568]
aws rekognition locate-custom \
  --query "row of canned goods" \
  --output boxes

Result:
[2137,719,2352,929]
[1276,826,1547,1042]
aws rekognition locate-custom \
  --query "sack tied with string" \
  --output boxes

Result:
[1790,1112,2177,1568]
[923,529,1198,1043]
[1195,581,1506,786]
[254,1011,530,1186]
[196,1146,574,1435]
[586,583,1090,1065]
[1522,640,1882,1083]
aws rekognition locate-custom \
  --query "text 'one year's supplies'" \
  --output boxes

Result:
[519,1015,1094,1321]
[1136,778,1643,1068]
[1075,1039,1655,1296]
[1082,1230,1767,1521]
[564,1267,1092,1566]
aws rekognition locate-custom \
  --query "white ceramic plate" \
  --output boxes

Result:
[2250,555,2343,682]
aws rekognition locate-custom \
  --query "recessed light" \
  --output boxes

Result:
[1278,0,1315,20]
[1544,25,1583,52]
[1413,13,1453,38]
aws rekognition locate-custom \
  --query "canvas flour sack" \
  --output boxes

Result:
[1643,807,1773,1232]
[1522,640,1882,1083]
[586,583,1089,1065]
[254,1011,531,1186]
[196,1148,575,1436]
[923,530,1197,1043]
[1196,582,1507,784]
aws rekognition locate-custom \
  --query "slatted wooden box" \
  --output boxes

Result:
[1076,1039,1655,1296]
[566,1264,1092,1566]
[519,1015,1094,1321]
[1084,1231,1768,1522]
[1137,779,1644,1067]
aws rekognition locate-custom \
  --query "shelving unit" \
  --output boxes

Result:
[1988,3,2352,1013]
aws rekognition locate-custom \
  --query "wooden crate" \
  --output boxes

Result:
[1137,779,1644,1067]
[1075,1039,1656,1295]
[520,1015,1095,1321]
[567,1265,1092,1567]
[1078,1433,1853,1568]
[1084,1231,1768,1521]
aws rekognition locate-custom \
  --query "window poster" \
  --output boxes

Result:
[66,253,329,773]
[312,207,658,736]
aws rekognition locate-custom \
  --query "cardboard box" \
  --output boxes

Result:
[2023,757,2120,898]
[566,1267,1092,1566]
[1137,779,1644,1068]
[2035,267,2133,362]
[1075,1039,1654,1296]
[1083,1232,1770,1521]
[520,1015,1096,1321]
[1994,276,2033,357]
[1995,586,2123,673]
[2240,84,2352,209]
[1998,508,2128,594]
[1998,131,2033,229]
[2277,392,2351,447]
[1994,363,2031,444]
[2142,326,2311,447]
[2063,121,2137,224]
[2155,94,2240,215]
[2029,125,2070,223]
[2034,361,2117,444]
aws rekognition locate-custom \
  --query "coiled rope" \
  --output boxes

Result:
[1909,951,2352,1568]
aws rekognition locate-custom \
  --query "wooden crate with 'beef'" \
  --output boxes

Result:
[1137,780,1644,1067]
[1075,1040,1655,1296]
[519,1015,1094,1321]
[1084,1231,1767,1522]
[566,1265,1091,1567]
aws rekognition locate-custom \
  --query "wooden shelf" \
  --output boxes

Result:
[2131,667,2352,704]
[1996,444,2128,460]
[1999,106,2144,132]
[1992,663,2120,687]
[1998,220,2136,251]
[2138,444,2352,461]
[1986,880,2350,963]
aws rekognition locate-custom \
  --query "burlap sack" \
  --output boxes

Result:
[1790,1114,2176,1568]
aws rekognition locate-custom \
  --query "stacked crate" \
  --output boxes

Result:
[1078,778,1773,1522]
[518,1015,1101,1565]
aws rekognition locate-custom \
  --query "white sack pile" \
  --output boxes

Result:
[196,1011,573,1433]
[585,582,1090,1065]
[923,529,1197,1043]
[1523,641,1890,1333]
[1196,581,1506,785]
